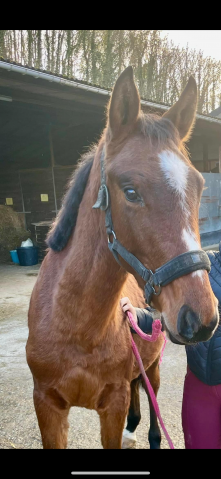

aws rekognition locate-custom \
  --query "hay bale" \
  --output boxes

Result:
[0,206,30,263]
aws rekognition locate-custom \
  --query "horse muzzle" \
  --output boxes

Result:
[162,307,219,346]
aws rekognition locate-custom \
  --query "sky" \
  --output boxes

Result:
[160,31,221,62]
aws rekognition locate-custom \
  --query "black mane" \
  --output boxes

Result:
[46,149,95,252]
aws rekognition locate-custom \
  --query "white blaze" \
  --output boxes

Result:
[159,150,204,283]
[182,228,204,282]
[159,150,189,213]
[182,227,200,250]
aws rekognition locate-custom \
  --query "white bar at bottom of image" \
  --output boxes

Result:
[71,473,150,476]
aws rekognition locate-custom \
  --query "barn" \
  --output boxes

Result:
[0,58,221,260]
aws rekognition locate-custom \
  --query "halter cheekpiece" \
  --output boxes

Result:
[92,148,211,304]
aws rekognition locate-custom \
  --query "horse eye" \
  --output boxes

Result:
[124,188,139,202]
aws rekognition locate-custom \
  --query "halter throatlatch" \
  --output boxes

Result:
[92,149,211,304]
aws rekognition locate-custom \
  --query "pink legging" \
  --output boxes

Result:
[182,366,221,449]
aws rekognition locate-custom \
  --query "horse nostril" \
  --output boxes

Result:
[177,305,200,341]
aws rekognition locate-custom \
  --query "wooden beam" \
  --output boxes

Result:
[11,95,105,114]
[49,126,55,167]
[0,75,108,107]
[219,146,221,173]
[203,142,209,172]
[49,125,58,215]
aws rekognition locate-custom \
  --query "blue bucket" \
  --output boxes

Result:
[17,246,38,266]
[10,250,20,264]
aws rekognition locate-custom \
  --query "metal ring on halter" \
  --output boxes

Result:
[107,230,117,243]
[148,270,162,297]
[152,283,162,296]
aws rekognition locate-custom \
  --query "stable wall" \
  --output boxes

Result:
[200,173,221,246]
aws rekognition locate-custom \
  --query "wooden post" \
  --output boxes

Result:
[18,171,27,230]
[219,146,221,173]
[203,142,209,172]
[49,124,58,215]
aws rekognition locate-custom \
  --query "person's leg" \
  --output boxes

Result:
[182,367,221,449]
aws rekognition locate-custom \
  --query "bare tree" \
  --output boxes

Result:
[0,30,221,113]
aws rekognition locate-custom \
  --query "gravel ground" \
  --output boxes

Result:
[0,263,187,450]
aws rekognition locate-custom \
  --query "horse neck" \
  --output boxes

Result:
[56,144,127,341]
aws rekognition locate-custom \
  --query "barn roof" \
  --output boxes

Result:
[210,105,221,118]
[1,57,221,127]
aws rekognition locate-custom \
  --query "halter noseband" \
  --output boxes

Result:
[92,149,211,304]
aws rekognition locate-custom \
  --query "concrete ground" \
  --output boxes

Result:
[0,263,187,449]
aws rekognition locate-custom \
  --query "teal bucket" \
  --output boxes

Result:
[10,250,20,264]
[17,246,38,266]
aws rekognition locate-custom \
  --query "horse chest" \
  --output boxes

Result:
[60,352,130,409]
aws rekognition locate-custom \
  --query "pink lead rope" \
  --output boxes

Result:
[126,310,175,449]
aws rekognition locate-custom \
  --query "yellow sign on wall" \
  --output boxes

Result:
[6,198,13,205]
[40,194,49,202]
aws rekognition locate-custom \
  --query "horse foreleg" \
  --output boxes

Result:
[33,385,70,449]
[142,357,161,449]
[122,376,141,449]
[98,380,131,449]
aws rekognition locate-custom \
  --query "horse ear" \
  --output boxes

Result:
[162,76,198,141]
[107,66,140,140]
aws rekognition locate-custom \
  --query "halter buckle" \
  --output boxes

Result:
[107,230,117,243]
[92,184,109,211]
[152,283,162,296]
[145,270,162,303]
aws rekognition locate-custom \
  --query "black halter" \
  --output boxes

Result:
[92,149,211,304]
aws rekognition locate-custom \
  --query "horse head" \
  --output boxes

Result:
[103,66,218,345]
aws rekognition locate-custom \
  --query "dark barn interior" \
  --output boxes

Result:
[0,65,109,258]
[0,60,221,259]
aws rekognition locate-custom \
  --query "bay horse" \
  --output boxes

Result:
[26,66,218,449]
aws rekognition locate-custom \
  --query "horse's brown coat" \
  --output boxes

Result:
[26,67,218,449]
